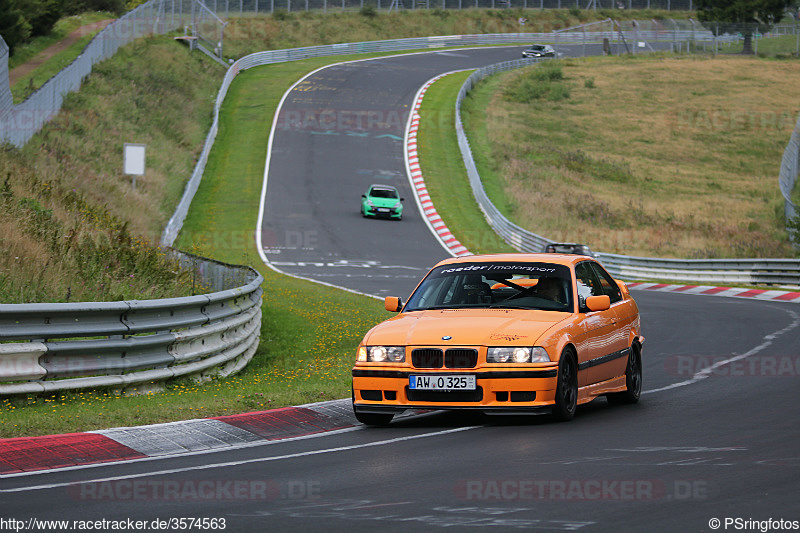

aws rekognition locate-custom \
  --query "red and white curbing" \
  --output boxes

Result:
[406,74,471,257]
[0,402,360,475]
[627,282,800,303]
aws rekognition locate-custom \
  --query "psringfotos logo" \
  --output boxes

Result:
[454,479,708,501]
[665,355,800,378]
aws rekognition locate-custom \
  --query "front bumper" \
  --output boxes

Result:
[365,206,401,218]
[352,367,558,416]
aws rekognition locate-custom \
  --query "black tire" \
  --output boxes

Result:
[607,343,642,405]
[552,349,578,422]
[354,411,394,426]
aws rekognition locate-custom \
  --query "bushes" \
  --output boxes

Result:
[504,62,570,102]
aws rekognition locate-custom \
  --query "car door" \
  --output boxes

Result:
[573,262,624,386]
[586,261,630,384]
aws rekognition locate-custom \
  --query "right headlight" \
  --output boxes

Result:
[487,347,550,363]
[357,346,405,363]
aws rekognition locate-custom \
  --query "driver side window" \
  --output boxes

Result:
[575,262,603,311]
[589,262,622,304]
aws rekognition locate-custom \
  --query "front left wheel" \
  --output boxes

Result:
[552,349,578,422]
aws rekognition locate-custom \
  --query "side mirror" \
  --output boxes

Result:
[385,296,403,312]
[400,197,405,202]
[615,279,629,297]
[361,194,366,198]
[585,295,611,312]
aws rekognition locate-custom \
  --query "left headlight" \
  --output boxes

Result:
[487,347,550,363]
[357,346,406,362]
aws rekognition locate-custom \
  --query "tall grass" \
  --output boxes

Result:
[219,8,686,58]
[461,54,800,259]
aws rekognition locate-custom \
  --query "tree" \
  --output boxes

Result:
[0,1,31,54]
[21,0,65,37]
[696,0,792,55]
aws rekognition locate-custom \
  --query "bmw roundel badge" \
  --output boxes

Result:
[442,336,452,341]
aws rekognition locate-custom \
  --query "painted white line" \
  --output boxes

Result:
[1,426,479,492]
[644,309,800,394]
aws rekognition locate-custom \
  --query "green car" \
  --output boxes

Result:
[361,184,404,220]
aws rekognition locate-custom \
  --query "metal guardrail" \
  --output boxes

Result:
[0,253,263,395]
[455,59,800,286]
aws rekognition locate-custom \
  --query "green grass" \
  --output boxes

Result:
[458,73,519,223]
[415,70,515,254]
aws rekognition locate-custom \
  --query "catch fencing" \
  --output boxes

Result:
[780,115,800,244]
[455,59,800,285]
[0,253,263,395]
[192,0,700,14]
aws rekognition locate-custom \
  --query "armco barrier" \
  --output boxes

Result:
[454,59,800,285]
[0,253,263,395]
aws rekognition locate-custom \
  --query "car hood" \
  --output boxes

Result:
[366,196,400,207]
[364,308,570,346]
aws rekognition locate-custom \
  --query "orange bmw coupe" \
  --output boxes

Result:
[352,253,643,425]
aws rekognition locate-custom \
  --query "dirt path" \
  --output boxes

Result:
[8,19,115,86]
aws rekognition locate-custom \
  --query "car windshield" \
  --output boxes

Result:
[370,188,398,199]
[404,262,573,312]
[529,45,545,50]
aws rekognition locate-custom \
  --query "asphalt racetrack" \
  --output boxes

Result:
[2,45,799,533]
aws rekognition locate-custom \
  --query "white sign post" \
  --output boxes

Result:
[123,143,146,190]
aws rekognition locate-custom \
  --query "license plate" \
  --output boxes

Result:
[377,208,390,213]
[409,375,476,391]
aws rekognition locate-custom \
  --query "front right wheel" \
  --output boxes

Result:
[607,343,642,405]
[552,349,577,422]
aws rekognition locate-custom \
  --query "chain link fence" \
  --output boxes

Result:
[204,0,700,13]
[0,0,196,147]
[780,115,800,246]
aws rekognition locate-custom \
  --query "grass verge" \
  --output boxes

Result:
[415,70,515,254]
